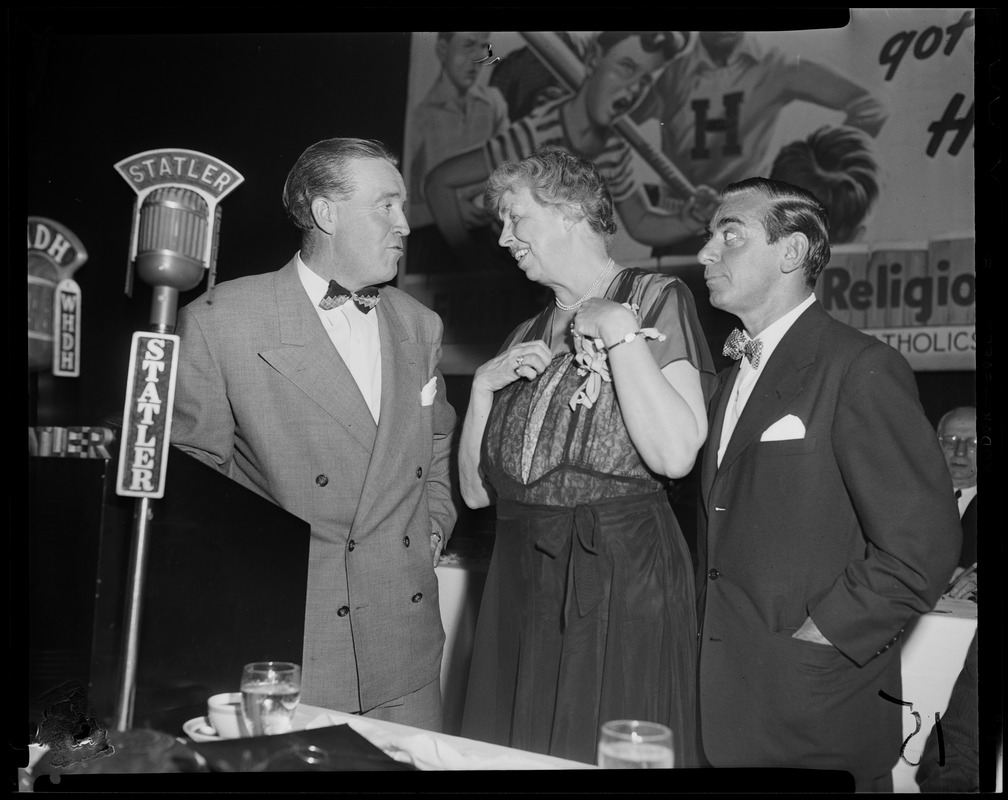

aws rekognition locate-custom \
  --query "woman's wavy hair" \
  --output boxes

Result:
[484,147,618,243]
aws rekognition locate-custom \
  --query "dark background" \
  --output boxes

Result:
[11,6,1000,790]
[19,23,416,426]
[14,9,983,505]
[14,10,980,429]
[14,9,983,554]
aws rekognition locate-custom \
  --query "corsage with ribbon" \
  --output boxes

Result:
[569,303,666,411]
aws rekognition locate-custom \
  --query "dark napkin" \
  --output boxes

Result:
[187,722,417,771]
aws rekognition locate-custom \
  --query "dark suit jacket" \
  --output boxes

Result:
[696,302,961,784]
[959,494,977,568]
[172,258,458,714]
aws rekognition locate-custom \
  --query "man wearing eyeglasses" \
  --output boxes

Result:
[937,405,978,600]
[914,404,980,793]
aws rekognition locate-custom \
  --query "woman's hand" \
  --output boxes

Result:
[460,338,552,510]
[572,298,637,347]
[574,296,708,479]
[472,340,552,393]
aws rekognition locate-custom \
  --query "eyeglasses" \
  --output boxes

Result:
[938,435,977,453]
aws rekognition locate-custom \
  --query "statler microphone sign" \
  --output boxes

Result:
[115,331,180,499]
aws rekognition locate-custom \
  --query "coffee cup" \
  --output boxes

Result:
[207,691,250,739]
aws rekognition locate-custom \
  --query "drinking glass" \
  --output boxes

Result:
[596,719,674,768]
[240,661,302,737]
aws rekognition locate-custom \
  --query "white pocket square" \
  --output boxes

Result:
[420,377,438,406]
[761,414,805,441]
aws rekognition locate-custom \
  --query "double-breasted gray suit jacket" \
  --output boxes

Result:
[696,301,961,783]
[171,257,458,713]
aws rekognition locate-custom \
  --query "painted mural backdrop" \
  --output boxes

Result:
[401,11,975,374]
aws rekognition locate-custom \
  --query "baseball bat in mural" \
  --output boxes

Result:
[518,31,696,198]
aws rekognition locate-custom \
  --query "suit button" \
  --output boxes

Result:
[411,593,423,603]
[315,474,328,487]
[348,540,355,552]
[708,569,720,580]
[337,606,349,617]
[403,536,410,547]
[416,467,423,479]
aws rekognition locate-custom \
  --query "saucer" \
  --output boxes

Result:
[183,716,222,743]
[183,707,318,742]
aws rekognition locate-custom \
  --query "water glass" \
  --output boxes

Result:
[240,661,302,737]
[597,719,674,768]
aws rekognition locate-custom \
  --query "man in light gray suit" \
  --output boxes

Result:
[171,137,458,731]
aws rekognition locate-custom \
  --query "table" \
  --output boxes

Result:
[26,560,969,787]
[435,559,980,790]
[297,705,593,769]
[435,556,488,735]
[19,700,593,789]
[892,596,978,792]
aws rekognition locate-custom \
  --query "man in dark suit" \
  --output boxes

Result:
[694,177,961,790]
[936,405,978,599]
[172,138,458,731]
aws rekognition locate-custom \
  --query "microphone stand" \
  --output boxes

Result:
[113,302,179,733]
[111,149,243,732]
[114,496,154,731]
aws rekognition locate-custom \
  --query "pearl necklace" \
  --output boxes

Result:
[554,258,615,312]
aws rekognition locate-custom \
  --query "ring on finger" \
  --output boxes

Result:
[516,354,525,367]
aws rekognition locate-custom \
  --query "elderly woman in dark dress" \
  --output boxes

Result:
[458,147,716,766]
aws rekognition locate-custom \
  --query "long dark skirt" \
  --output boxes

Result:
[460,490,698,767]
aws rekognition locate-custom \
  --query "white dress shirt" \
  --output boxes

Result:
[718,294,816,467]
[297,254,382,423]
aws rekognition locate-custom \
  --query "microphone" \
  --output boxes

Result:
[134,186,214,333]
[115,148,244,334]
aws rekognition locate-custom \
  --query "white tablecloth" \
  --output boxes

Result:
[302,706,593,770]
[892,597,977,792]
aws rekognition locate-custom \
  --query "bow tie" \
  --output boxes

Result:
[723,327,764,369]
[319,280,380,314]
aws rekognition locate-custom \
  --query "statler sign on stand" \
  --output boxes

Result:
[116,332,179,499]
[111,147,244,731]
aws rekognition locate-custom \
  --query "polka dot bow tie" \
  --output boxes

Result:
[319,280,380,314]
[723,327,764,370]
